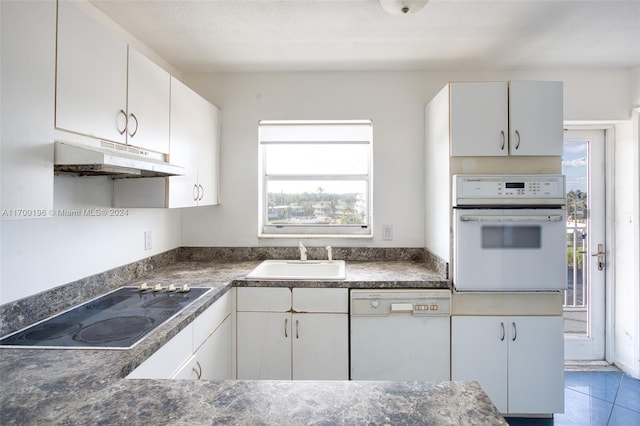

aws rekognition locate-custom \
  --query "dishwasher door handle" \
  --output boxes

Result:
[390,303,413,313]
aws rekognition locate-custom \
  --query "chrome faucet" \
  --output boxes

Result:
[298,241,307,261]
[326,245,333,262]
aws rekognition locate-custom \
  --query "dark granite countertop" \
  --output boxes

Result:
[0,260,506,425]
[137,259,450,288]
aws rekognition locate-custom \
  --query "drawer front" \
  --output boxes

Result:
[237,287,291,312]
[293,288,348,313]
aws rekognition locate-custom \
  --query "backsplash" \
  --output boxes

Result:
[178,246,427,262]
[0,249,180,337]
[0,246,446,336]
[423,248,449,279]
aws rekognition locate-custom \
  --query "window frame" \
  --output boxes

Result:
[258,119,373,238]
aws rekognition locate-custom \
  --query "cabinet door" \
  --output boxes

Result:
[1,0,55,213]
[193,291,232,352]
[450,82,508,157]
[167,77,200,208]
[127,48,170,154]
[197,315,233,380]
[194,99,220,206]
[292,313,349,380]
[237,312,291,379]
[167,77,220,207]
[507,316,564,414]
[509,81,563,156]
[451,316,508,413]
[126,323,193,379]
[56,1,127,143]
[172,354,200,380]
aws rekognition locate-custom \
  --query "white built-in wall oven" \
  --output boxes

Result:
[452,174,567,292]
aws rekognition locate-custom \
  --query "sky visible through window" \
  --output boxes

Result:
[259,120,372,234]
[562,141,588,193]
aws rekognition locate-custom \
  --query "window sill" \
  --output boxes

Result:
[258,233,373,239]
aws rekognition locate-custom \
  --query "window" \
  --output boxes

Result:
[258,120,373,237]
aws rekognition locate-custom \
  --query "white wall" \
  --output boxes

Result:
[613,113,640,378]
[180,71,430,248]
[0,176,181,304]
[181,69,632,248]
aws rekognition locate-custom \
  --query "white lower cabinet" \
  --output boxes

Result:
[173,315,232,380]
[237,311,292,379]
[451,315,564,415]
[292,312,348,380]
[127,290,233,380]
[236,287,348,380]
[126,320,192,379]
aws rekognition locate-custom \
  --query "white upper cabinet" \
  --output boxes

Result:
[113,78,221,208]
[56,1,128,144]
[166,77,220,207]
[56,1,170,154]
[126,48,170,154]
[195,97,221,206]
[450,82,509,157]
[449,81,563,157]
[1,0,55,215]
[508,81,564,156]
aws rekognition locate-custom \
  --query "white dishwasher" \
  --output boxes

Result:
[350,289,451,380]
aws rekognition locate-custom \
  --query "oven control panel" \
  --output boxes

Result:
[453,174,566,206]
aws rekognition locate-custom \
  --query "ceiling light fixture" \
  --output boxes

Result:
[378,0,429,16]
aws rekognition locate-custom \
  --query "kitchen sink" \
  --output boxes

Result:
[245,260,346,281]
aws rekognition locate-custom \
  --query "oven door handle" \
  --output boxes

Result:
[459,215,563,223]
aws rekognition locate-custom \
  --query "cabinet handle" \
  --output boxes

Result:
[198,184,204,201]
[500,130,506,150]
[296,319,299,339]
[193,184,199,201]
[117,109,128,135]
[500,322,505,341]
[514,130,521,150]
[192,361,202,380]
[128,113,139,137]
[512,322,517,342]
[284,318,288,338]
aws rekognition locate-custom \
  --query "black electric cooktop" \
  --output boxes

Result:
[0,286,211,349]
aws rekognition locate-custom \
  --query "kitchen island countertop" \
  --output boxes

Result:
[0,260,506,425]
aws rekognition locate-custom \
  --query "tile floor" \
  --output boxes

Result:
[506,371,640,426]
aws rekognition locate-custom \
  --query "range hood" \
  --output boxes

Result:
[54,141,184,178]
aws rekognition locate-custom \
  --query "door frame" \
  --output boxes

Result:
[564,123,615,364]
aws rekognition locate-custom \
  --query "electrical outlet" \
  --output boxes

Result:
[144,231,152,250]
[382,224,393,241]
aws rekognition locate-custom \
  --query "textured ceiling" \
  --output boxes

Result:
[89,0,640,73]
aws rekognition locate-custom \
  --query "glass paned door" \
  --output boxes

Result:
[563,129,606,360]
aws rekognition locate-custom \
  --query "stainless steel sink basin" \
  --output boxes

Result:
[245,260,346,280]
